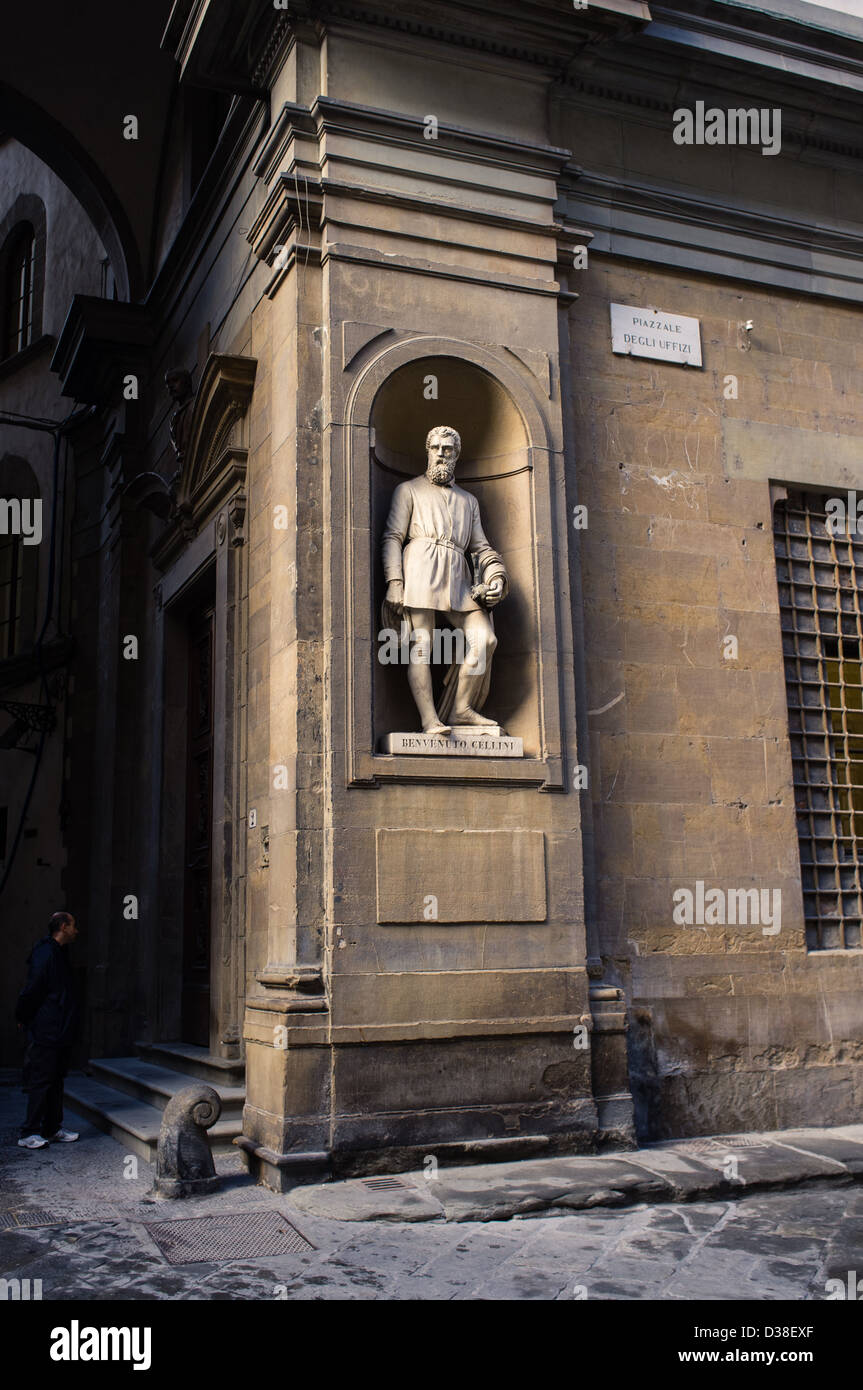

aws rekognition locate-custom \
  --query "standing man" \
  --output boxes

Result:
[381,425,509,735]
[15,911,80,1148]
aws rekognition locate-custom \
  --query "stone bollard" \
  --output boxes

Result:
[152,1083,222,1198]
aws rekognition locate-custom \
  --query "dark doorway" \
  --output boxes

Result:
[182,602,215,1045]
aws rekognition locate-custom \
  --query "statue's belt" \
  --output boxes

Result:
[407,537,463,551]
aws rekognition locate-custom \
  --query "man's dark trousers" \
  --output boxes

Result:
[16,931,79,1138]
[21,1040,72,1138]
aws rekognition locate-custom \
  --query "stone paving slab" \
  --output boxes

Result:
[770,1126,863,1174]
[292,1125,862,1223]
[3,1087,863,1301]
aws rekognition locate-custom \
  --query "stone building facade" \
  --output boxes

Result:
[1,0,862,1183]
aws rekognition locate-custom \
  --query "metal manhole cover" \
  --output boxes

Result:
[362,1177,406,1190]
[144,1210,314,1264]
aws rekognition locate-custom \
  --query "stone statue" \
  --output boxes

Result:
[381,425,508,735]
[152,1083,222,1198]
[165,366,194,466]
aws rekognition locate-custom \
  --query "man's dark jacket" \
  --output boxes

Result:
[15,935,79,1046]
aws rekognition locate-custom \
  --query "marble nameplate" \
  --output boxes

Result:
[382,727,523,757]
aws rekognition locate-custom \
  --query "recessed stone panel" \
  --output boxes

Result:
[376,828,546,923]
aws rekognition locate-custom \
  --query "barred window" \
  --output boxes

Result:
[3,223,36,358]
[774,490,863,951]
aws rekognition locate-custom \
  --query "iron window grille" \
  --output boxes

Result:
[774,489,863,951]
[3,225,36,358]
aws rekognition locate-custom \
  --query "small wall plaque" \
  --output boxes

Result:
[610,303,702,367]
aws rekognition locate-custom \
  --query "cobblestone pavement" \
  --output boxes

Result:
[1,1090,862,1301]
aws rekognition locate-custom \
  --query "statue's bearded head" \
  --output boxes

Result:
[425,426,461,486]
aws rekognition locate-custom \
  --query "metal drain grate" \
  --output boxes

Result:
[674,1137,763,1156]
[361,1177,406,1191]
[5,1208,64,1227]
[144,1210,314,1265]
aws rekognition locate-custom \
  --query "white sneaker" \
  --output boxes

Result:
[48,1129,79,1143]
[17,1134,48,1149]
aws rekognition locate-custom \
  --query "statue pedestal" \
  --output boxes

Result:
[381,726,523,757]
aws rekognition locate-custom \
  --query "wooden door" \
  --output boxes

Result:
[182,604,215,1046]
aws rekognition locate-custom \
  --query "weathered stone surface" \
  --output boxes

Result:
[5,1094,863,1301]
[9,3,863,1187]
[381,731,523,756]
[153,1085,223,1199]
[289,1178,444,1223]
[773,1126,863,1175]
[375,829,546,923]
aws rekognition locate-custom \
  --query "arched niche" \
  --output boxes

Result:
[370,354,540,753]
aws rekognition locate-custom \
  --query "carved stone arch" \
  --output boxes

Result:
[175,352,258,531]
[0,82,139,300]
[344,335,556,455]
[337,333,567,788]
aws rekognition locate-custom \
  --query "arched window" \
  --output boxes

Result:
[0,196,46,365]
[3,224,36,358]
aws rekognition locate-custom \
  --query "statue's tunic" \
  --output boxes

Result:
[382,474,504,613]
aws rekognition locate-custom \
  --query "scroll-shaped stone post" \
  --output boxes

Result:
[153,1084,222,1198]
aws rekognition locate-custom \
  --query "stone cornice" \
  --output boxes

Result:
[311,0,650,69]
[645,4,863,97]
[162,0,863,110]
[246,173,324,297]
[322,177,591,244]
[163,0,650,95]
[555,40,863,163]
[653,0,863,62]
[256,97,576,186]
[310,96,573,176]
[562,167,863,302]
[50,298,154,405]
[161,0,267,94]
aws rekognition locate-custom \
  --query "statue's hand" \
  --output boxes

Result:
[484,577,504,608]
[386,579,405,615]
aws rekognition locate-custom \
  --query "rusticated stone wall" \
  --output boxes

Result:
[571,256,863,1138]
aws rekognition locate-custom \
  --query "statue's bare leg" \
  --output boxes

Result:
[406,608,450,735]
[451,609,497,725]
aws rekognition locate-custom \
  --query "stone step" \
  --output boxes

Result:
[64,1073,242,1165]
[135,1041,245,1088]
[90,1057,244,1121]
